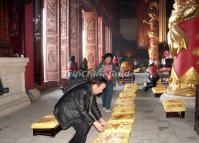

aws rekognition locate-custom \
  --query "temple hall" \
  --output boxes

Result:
[0,0,199,143]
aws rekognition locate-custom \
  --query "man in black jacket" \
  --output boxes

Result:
[54,77,108,143]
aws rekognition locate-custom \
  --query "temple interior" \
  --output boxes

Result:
[0,0,199,143]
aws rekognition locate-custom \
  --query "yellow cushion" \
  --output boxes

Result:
[119,92,136,98]
[162,100,186,112]
[152,85,166,94]
[124,83,138,90]
[112,106,135,114]
[108,118,135,125]
[110,113,134,120]
[115,98,134,106]
[31,114,59,129]
[134,68,141,73]
[108,121,133,130]
[93,83,136,143]
[93,130,130,143]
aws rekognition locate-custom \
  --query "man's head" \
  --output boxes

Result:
[102,53,113,65]
[70,56,75,62]
[91,77,107,95]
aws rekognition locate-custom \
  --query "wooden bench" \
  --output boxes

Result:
[31,114,62,137]
[162,100,186,118]
[152,85,166,97]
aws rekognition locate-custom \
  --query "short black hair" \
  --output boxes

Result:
[102,53,113,60]
[90,77,107,86]
[69,55,75,62]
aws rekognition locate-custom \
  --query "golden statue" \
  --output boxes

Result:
[119,61,133,84]
[167,0,199,96]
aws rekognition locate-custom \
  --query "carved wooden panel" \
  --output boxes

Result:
[98,16,104,63]
[0,0,7,40]
[60,0,69,79]
[69,0,81,66]
[105,25,112,53]
[109,28,112,53]
[83,12,97,69]
[45,0,59,81]
[8,0,21,38]
[137,0,148,49]
[105,25,110,53]
[0,0,22,56]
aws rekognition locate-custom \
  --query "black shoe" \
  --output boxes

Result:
[143,87,147,92]
[3,88,9,93]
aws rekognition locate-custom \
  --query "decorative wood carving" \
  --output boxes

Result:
[83,12,97,69]
[109,27,112,53]
[105,25,111,53]
[0,0,22,56]
[8,0,20,38]
[69,0,81,66]
[137,0,149,48]
[60,0,69,79]
[143,0,159,63]
[9,0,26,55]
[0,0,8,40]
[45,0,59,81]
[98,16,104,63]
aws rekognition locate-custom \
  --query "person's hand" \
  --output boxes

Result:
[99,118,108,129]
[93,121,105,132]
[107,74,112,80]
[107,71,112,80]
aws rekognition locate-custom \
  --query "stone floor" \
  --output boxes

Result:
[0,73,199,143]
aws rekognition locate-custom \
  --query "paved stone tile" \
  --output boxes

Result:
[0,73,199,143]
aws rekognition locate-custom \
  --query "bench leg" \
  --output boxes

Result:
[154,93,161,98]
[181,112,185,118]
[166,112,185,118]
[33,129,37,136]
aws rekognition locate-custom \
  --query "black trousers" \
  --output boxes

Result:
[69,117,91,143]
[143,75,159,91]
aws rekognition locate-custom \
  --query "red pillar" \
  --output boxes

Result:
[25,2,34,89]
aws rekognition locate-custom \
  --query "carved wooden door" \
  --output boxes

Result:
[98,16,104,63]
[60,0,69,79]
[82,12,97,69]
[0,0,8,41]
[105,25,111,53]
[44,0,60,82]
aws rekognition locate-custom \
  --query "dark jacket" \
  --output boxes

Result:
[53,81,102,129]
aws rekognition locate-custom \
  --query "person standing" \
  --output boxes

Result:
[80,58,88,79]
[67,55,78,81]
[95,53,119,112]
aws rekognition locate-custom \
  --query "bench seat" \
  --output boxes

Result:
[31,114,61,137]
